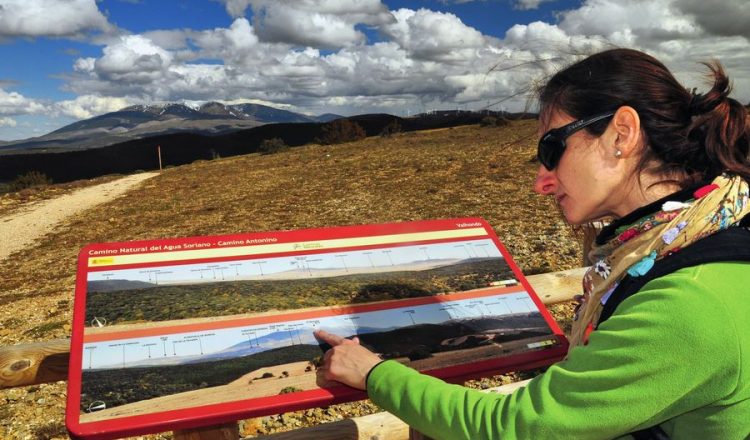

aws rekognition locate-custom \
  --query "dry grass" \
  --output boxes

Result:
[0,121,581,439]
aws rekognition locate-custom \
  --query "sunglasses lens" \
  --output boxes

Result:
[537,136,563,170]
[536,110,614,170]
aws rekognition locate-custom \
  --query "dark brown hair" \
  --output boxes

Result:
[538,48,750,186]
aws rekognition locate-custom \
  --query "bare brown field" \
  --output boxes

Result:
[0,121,580,439]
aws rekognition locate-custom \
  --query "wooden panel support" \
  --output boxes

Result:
[0,338,69,388]
[0,267,585,390]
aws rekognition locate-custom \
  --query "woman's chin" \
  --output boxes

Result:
[561,207,587,226]
[565,216,586,226]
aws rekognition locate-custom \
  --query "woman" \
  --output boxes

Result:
[315,48,750,439]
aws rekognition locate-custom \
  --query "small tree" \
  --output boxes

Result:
[258,138,289,155]
[320,119,366,145]
[380,120,402,137]
[479,115,509,127]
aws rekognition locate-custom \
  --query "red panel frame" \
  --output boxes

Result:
[66,218,568,439]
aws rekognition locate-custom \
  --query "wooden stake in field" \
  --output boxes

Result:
[158,145,163,171]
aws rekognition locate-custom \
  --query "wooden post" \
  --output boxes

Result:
[256,410,411,439]
[173,422,239,440]
[0,339,69,388]
[158,145,163,171]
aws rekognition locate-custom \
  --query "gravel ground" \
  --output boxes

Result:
[0,173,159,261]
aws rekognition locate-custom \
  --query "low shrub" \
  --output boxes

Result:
[4,171,52,193]
[320,119,366,145]
[258,138,289,155]
[479,116,510,127]
[380,120,402,137]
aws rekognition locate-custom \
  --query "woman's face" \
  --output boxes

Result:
[533,109,632,224]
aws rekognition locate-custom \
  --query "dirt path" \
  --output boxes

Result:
[0,172,159,261]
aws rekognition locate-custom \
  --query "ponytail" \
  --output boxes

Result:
[686,62,750,181]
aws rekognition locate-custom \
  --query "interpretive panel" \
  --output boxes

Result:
[66,218,568,439]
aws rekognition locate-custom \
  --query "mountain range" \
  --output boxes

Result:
[0,102,341,154]
[0,109,528,183]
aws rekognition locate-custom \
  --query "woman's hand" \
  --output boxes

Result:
[314,329,383,390]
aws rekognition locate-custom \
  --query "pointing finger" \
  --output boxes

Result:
[314,329,346,346]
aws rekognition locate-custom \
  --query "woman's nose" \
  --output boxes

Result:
[533,165,557,195]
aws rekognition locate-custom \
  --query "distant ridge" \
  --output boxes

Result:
[0,111,532,183]
[0,101,341,155]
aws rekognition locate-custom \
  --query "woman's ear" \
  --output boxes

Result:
[611,106,641,157]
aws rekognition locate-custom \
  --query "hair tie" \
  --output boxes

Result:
[687,92,703,116]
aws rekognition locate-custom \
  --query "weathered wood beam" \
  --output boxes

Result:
[0,338,69,388]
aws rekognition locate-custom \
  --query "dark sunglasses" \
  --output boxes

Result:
[537,111,615,170]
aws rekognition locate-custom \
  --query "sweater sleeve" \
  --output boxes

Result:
[366,268,740,440]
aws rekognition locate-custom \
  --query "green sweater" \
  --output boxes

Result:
[367,262,750,439]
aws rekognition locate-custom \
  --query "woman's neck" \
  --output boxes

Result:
[613,173,683,218]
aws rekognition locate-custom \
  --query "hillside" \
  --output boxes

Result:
[0,120,579,438]
[0,111,522,183]
[0,102,340,155]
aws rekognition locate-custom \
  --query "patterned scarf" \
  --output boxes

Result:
[569,173,750,347]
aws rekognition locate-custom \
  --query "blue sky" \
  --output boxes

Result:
[1,0,749,141]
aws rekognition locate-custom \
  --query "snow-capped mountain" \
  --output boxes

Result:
[0,102,341,154]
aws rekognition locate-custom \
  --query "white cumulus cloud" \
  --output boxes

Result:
[55,95,134,119]
[674,0,750,40]
[0,88,49,115]
[249,0,395,48]
[93,35,174,82]
[3,0,749,132]
[190,18,263,65]
[0,116,17,127]
[382,8,491,62]
[557,0,701,46]
[0,0,113,38]
[514,0,555,10]
[220,0,253,18]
